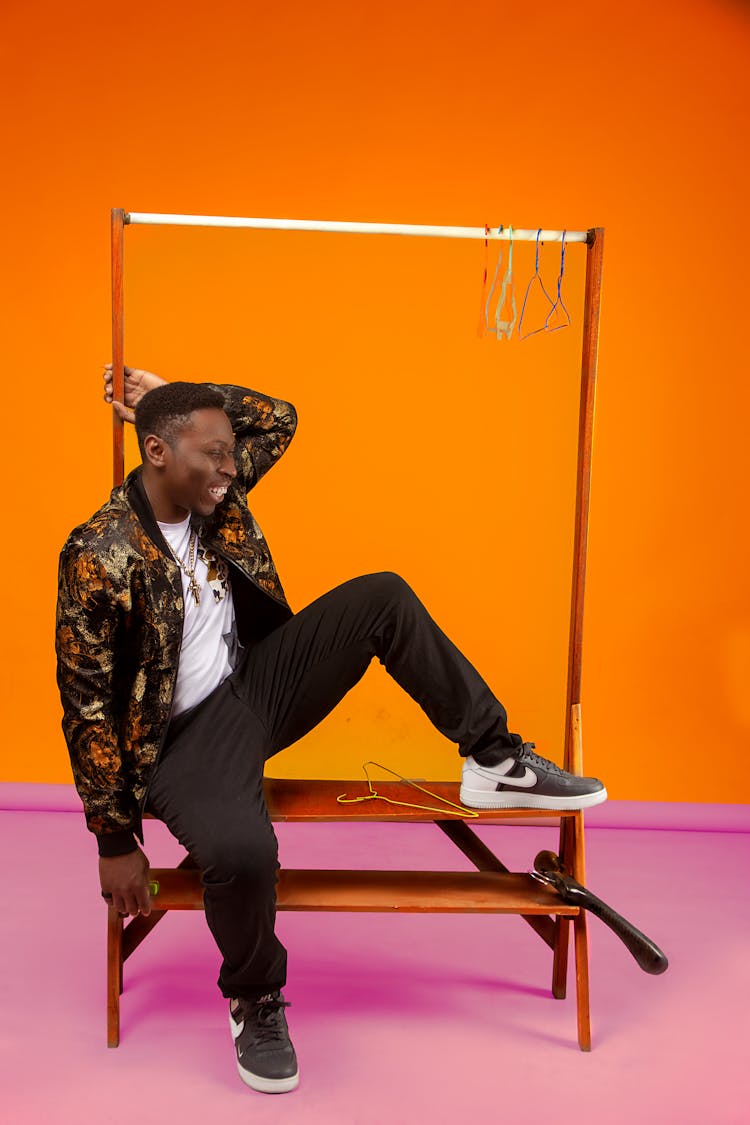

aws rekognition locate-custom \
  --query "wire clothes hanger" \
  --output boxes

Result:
[494,224,517,338]
[544,229,571,332]
[482,224,517,340]
[477,223,503,336]
[483,231,502,334]
[337,761,480,818]
[518,228,556,339]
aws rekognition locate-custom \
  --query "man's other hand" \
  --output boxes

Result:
[99,847,152,917]
[103,364,166,424]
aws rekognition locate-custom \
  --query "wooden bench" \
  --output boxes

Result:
[107,708,593,1051]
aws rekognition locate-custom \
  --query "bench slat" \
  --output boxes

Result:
[143,778,576,824]
[262,778,576,822]
[145,867,579,916]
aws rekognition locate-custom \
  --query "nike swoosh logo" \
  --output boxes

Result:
[474,764,538,788]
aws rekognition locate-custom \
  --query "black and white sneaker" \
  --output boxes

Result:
[460,742,607,810]
[229,992,299,1093]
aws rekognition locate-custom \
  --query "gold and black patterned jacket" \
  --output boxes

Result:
[56,384,296,856]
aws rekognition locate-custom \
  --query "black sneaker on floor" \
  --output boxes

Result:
[229,992,299,1093]
[460,742,607,810]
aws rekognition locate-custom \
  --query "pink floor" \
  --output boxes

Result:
[1,802,748,1125]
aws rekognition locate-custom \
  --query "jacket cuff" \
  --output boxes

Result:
[96,829,138,857]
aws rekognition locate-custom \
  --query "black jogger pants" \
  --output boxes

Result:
[145,572,518,1000]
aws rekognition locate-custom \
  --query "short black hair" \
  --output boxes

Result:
[134,382,226,457]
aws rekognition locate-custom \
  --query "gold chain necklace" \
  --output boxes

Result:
[173,528,201,606]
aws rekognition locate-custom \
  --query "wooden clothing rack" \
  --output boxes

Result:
[107,211,605,1051]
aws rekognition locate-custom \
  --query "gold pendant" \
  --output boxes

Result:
[189,577,201,606]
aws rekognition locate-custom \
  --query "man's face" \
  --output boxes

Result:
[151,408,238,517]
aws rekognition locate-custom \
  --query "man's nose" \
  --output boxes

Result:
[222,451,238,477]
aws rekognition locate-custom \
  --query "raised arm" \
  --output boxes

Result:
[103,365,297,494]
[206,383,297,493]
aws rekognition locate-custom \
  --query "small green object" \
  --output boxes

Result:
[148,880,160,896]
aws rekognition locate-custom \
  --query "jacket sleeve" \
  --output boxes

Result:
[55,542,138,856]
[207,383,297,494]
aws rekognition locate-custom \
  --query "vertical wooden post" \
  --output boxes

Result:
[552,702,586,998]
[573,910,591,1050]
[569,703,592,1049]
[560,225,603,1041]
[107,906,123,1047]
[563,228,604,771]
[573,801,591,1050]
[111,208,126,487]
[551,914,570,999]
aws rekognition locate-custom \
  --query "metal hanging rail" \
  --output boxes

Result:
[125,212,589,243]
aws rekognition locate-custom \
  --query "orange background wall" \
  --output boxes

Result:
[1,0,748,803]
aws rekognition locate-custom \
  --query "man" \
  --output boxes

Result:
[56,365,606,1095]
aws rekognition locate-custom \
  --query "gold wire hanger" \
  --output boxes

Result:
[337,761,479,818]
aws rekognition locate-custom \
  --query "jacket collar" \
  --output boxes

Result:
[125,467,183,562]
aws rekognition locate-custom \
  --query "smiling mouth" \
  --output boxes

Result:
[208,485,229,502]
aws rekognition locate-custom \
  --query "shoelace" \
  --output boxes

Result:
[235,995,292,1047]
[517,742,565,775]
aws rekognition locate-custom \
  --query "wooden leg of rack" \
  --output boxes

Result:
[552,814,575,997]
[573,909,592,1051]
[571,807,591,1049]
[107,907,123,1048]
[552,915,570,999]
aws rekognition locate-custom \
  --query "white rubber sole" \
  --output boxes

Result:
[230,1011,300,1094]
[459,784,608,811]
[236,1059,299,1094]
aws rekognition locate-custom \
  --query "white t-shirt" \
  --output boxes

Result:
[158,515,237,716]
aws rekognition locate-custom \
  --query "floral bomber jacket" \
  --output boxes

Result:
[55,384,297,856]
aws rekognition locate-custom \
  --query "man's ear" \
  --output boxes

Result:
[143,434,171,468]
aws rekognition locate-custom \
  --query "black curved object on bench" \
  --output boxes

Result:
[533,850,669,976]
